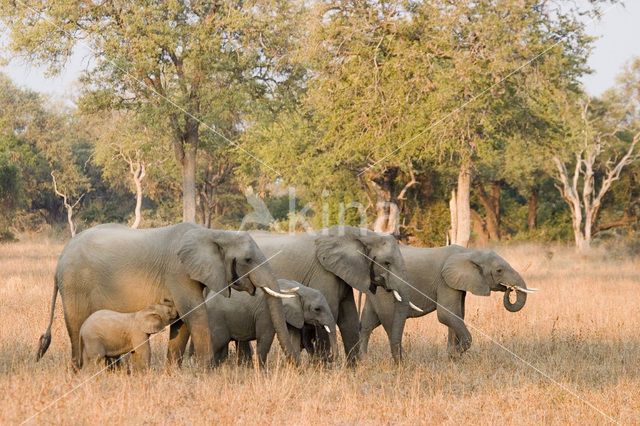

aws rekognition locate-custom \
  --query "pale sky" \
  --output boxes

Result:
[1,1,639,99]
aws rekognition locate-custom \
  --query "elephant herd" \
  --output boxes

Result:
[35,222,533,370]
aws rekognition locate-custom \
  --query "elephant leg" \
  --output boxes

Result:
[437,290,471,357]
[61,295,91,370]
[236,341,253,366]
[359,296,381,357]
[170,279,212,365]
[132,340,151,371]
[211,327,231,367]
[288,325,302,359]
[256,333,275,368]
[337,292,361,366]
[168,319,190,365]
[214,345,229,365]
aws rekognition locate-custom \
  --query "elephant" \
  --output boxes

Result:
[36,222,300,368]
[360,244,535,357]
[79,300,178,371]
[248,226,419,364]
[198,279,337,367]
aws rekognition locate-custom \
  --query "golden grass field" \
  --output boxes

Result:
[1,236,639,424]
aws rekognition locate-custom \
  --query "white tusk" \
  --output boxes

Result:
[324,325,331,333]
[393,290,402,302]
[281,287,299,294]
[409,302,424,313]
[262,287,295,299]
[514,286,537,293]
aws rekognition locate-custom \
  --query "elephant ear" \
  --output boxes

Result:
[139,311,165,334]
[282,297,304,329]
[177,229,227,293]
[442,252,491,296]
[315,234,370,293]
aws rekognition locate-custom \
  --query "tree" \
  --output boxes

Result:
[91,111,169,228]
[552,68,640,250]
[0,0,301,222]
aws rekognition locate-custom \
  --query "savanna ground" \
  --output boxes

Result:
[1,236,639,424]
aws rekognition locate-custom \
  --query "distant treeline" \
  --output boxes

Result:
[0,1,638,249]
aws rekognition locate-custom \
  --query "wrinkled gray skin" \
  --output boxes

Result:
[79,302,178,371]
[36,222,299,368]
[360,245,529,356]
[250,226,411,364]
[200,279,337,367]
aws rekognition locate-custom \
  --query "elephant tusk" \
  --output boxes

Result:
[262,287,296,299]
[514,286,537,293]
[324,325,331,333]
[392,290,403,302]
[281,286,299,294]
[409,302,424,313]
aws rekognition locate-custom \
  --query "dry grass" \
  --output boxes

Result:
[1,237,639,424]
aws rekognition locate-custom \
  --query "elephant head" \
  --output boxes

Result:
[441,248,533,312]
[135,302,178,334]
[279,279,338,361]
[178,228,299,363]
[314,225,410,361]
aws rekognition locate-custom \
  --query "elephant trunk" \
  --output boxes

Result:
[503,276,528,313]
[389,283,410,363]
[251,267,300,365]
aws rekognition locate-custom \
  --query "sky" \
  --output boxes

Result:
[0,1,639,99]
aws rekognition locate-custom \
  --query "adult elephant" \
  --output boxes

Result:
[250,226,418,364]
[36,222,299,367]
[360,245,535,357]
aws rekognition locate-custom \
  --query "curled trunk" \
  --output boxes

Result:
[503,285,527,312]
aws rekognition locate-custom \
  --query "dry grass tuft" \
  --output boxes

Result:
[1,238,639,424]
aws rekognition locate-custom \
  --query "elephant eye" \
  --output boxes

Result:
[384,261,391,267]
[496,268,503,274]
[314,306,322,312]
[245,257,252,263]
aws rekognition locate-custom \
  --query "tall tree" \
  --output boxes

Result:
[0,0,300,222]
[553,91,640,250]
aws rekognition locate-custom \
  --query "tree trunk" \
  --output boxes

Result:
[474,179,501,241]
[450,163,472,247]
[527,187,538,232]
[182,136,198,223]
[131,162,145,229]
[371,168,400,235]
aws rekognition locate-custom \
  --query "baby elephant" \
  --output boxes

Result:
[205,279,337,367]
[79,300,178,371]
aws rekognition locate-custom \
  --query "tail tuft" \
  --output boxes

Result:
[36,333,51,361]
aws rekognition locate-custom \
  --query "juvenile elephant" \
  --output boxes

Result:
[201,279,337,366]
[360,245,535,356]
[250,226,420,364]
[79,301,178,370]
[36,222,299,368]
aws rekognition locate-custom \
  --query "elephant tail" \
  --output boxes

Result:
[36,277,59,361]
[77,334,83,369]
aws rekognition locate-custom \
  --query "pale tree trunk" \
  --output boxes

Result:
[449,163,472,247]
[130,162,146,229]
[51,171,85,237]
